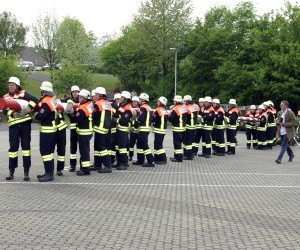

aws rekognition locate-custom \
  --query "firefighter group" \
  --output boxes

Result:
[2,77,278,182]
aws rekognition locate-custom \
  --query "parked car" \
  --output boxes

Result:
[18,61,35,71]
[42,63,61,70]
[34,66,43,71]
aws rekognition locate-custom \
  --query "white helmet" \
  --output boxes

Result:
[114,93,121,100]
[79,89,90,98]
[212,98,220,104]
[71,85,80,92]
[183,95,192,101]
[40,81,53,92]
[8,76,20,86]
[91,89,96,97]
[258,104,265,110]
[198,97,205,103]
[121,91,131,99]
[139,93,149,102]
[229,99,237,105]
[132,96,139,102]
[250,105,256,109]
[158,96,167,106]
[173,95,183,102]
[204,96,212,103]
[95,87,107,95]
[267,100,274,107]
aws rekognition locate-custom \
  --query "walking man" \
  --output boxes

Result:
[275,101,296,164]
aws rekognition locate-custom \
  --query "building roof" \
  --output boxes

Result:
[20,47,47,66]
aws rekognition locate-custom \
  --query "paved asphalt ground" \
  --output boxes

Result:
[0,123,299,249]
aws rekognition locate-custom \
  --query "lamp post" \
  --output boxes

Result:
[170,48,177,96]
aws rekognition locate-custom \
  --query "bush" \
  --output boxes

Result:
[52,62,93,95]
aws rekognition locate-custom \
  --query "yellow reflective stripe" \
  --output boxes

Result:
[206,143,211,147]
[227,125,237,129]
[81,161,90,168]
[22,150,31,156]
[110,150,116,156]
[144,149,152,155]
[94,126,109,134]
[57,156,65,161]
[119,148,127,154]
[218,143,226,148]
[42,155,52,162]
[111,128,117,133]
[28,100,36,107]
[100,110,106,128]
[153,128,166,134]
[136,149,144,154]
[230,143,236,147]
[94,151,101,156]
[174,149,182,154]
[70,154,77,159]
[138,126,151,132]
[8,151,18,158]
[185,145,193,150]
[117,125,130,132]
[70,123,76,129]
[172,126,186,132]
[40,126,57,133]
[257,127,266,131]
[8,115,32,126]
[155,149,165,155]
[99,150,109,156]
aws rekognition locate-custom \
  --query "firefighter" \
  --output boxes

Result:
[212,99,226,156]
[153,96,169,164]
[245,105,258,149]
[169,95,187,162]
[225,99,239,155]
[35,81,57,182]
[183,95,199,160]
[91,89,97,103]
[199,96,215,158]
[54,98,68,176]
[268,100,278,144]
[62,85,80,172]
[92,87,113,173]
[133,93,155,167]
[193,98,205,156]
[129,96,140,161]
[66,89,94,175]
[115,91,133,170]
[111,93,122,166]
[3,76,38,181]
[264,101,276,149]
[256,105,268,150]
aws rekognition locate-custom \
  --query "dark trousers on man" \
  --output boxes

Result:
[129,132,138,160]
[8,121,32,174]
[266,127,276,149]
[78,134,92,169]
[193,128,203,155]
[136,131,154,164]
[40,132,56,174]
[215,128,225,154]
[246,128,257,148]
[173,131,184,161]
[55,128,66,171]
[116,130,129,165]
[94,132,111,168]
[184,129,194,158]
[154,133,167,162]
[70,128,78,168]
[202,129,212,156]
[226,129,236,154]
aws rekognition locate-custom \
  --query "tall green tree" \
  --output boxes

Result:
[0,11,27,57]
[31,12,59,69]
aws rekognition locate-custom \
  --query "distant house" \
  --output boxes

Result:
[20,47,47,66]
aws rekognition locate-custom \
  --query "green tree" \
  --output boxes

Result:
[52,62,93,95]
[31,12,59,69]
[0,11,28,57]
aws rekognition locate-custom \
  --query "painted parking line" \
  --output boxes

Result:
[1,182,300,188]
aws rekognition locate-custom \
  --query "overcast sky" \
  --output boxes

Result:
[1,0,298,43]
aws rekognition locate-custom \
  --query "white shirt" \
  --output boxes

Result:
[280,110,287,135]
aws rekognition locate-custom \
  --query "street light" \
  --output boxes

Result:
[170,47,177,96]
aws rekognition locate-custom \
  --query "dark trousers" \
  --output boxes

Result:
[78,134,92,168]
[129,132,138,158]
[193,128,203,154]
[40,132,56,174]
[266,127,276,149]
[55,128,66,171]
[202,129,212,156]
[70,128,78,167]
[94,132,111,168]
[226,129,236,154]
[246,128,257,148]
[211,129,216,152]
[137,131,154,163]
[116,130,129,165]
[173,131,184,160]
[184,129,194,158]
[154,133,167,162]
[257,130,267,149]
[215,129,225,154]
[110,130,117,163]
[8,121,32,172]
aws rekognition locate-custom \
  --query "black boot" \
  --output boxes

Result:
[56,171,63,176]
[38,173,54,182]
[98,165,112,173]
[6,170,14,181]
[76,170,90,176]
[90,165,101,171]
[69,166,76,172]
[23,171,30,181]
[37,173,46,178]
